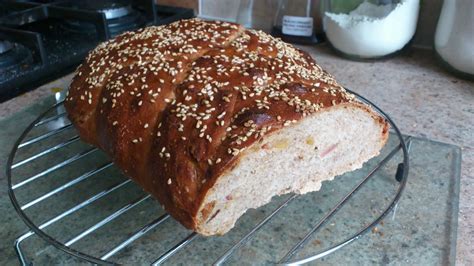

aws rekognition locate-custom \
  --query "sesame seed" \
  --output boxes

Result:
[167,178,172,185]
[217,111,226,119]
[231,148,240,156]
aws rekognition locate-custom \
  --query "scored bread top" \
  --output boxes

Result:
[65,18,356,229]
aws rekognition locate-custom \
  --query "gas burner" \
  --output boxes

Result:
[61,0,146,36]
[0,40,33,70]
[83,0,134,19]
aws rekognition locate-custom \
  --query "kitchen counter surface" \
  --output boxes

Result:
[1,44,472,264]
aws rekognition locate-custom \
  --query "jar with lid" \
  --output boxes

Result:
[323,0,420,60]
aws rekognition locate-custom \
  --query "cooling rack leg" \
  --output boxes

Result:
[14,234,32,266]
[396,140,412,182]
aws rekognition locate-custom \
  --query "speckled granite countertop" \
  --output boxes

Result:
[1,45,472,265]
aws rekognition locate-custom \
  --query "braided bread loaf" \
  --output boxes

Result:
[65,19,389,235]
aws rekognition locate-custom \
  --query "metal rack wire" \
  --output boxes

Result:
[7,89,411,265]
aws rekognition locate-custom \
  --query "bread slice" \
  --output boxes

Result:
[64,18,389,236]
[196,103,388,235]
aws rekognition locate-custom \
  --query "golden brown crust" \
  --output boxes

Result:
[65,19,383,232]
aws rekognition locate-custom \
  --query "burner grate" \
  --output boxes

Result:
[7,90,411,265]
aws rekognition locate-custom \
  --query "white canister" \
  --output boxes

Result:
[435,0,474,79]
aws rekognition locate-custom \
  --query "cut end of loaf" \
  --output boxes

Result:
[195,103,389,236]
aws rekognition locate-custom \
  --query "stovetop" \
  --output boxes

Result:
[0,0,194,103]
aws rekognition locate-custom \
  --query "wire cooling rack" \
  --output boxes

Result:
[7,89,411,265]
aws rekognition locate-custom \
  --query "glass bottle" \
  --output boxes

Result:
[323,0,420,60]
[272,0,323,44]
[434,0,474,80]
[236,0,255,29]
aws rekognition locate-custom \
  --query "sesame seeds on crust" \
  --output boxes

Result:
[66,19,355,199]
[157,27,352,166]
